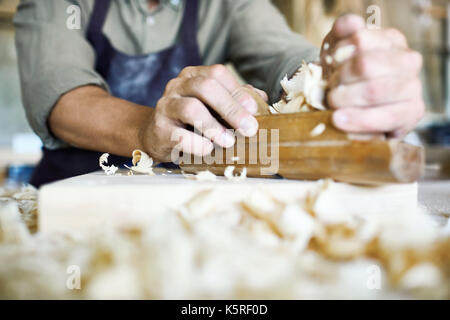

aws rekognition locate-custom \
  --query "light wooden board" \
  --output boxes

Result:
[38,171,418,234]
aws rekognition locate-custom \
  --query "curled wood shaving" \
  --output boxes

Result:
[224,166,247,181]
[125,150,154,175]
[271,62,327,114]
[99,153,119,176]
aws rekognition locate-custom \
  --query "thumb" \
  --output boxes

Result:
[332,14,366,39]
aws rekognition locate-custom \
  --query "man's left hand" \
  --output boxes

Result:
[321,14,425,138]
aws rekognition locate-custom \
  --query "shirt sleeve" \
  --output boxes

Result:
[226,0,320,103]
[14,0,108,149]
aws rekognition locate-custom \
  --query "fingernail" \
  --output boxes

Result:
[334,111,349,126]
[239,116,258,136]
[221,131,236,148]
[240,98,257,114]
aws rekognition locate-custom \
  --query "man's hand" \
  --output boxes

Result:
[321,14,425,137]
[139,65,267,162]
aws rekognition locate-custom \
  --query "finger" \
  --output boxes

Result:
[170,127,214,158]
[167,97,236,148]
[327,29,408,68]
[232,86,258,115]
[337,29,408,53]
[322,15,364,77]
[243,84,269,102]
[334,14,366,38]
[328,77,422,109]
[332,99,425,133]
[326,14,366,47]
[329,49,423,87]
[180,65,261,114]
[178,76,259,136]
[180,64,241,93]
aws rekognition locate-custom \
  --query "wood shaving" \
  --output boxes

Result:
[99,153,118,176]
[195,170,217,181]
[0,182,448,299]
[182,170,217,181]
[271,62,327,114]
[125,150,154,175]
[310,123,326,137]
[195,171,217,181]
[224,166,247,181]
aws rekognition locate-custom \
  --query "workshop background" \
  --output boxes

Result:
[0,0,449,184]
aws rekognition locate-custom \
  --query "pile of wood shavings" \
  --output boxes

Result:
[0,182,448,299]
[270,45,357,115]
[271,62,328,114]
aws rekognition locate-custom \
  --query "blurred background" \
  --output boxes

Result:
[0,0,449,184]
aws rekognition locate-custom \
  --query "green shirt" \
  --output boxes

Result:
[14,0,319,149]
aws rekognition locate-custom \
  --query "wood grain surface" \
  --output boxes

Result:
[180,111,425,185]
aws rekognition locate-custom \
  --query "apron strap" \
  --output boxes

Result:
[180,0,199,46]
[87,0,112,42]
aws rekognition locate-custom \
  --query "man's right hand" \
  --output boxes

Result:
[139,65,267,162]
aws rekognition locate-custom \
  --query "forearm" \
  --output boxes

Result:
[49,86,152,157]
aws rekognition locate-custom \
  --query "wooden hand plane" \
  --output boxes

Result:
[180,90,425,185]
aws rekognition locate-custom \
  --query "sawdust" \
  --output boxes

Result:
[0,183,448,299]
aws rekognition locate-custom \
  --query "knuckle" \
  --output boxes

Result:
[165,78,180,93]
[209,64,227,78]
[203,124,222,140]
[351,30,366,48]
[365,81,383,104]
[354,55,372,77]
[197,77,217,93]
[155,96,170,112]
[231,86,248,100]
[180,66,195,77]
[181,99,201,119]
[223,104,241,121]
[387,28,407,45]
[153,113,168,133]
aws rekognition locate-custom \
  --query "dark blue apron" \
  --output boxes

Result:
[30,0,202,187]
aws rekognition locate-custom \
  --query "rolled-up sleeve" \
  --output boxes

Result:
[226,0,320,103]
[14,0,108,149]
